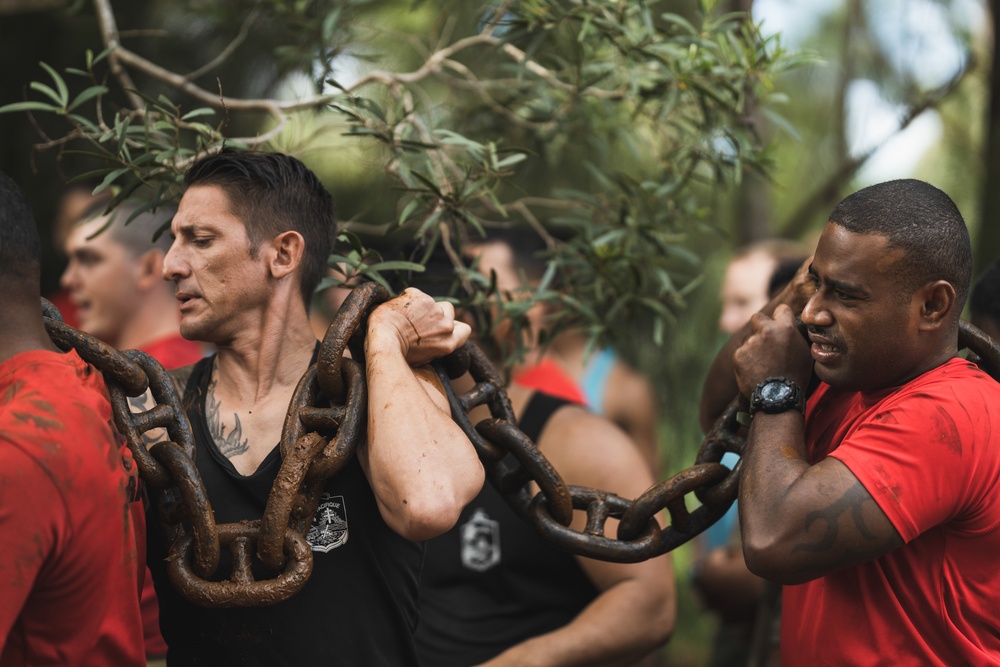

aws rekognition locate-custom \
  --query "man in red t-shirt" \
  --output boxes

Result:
[61,200,203,660]
[0,170,145,666]
[700,179,1000,666]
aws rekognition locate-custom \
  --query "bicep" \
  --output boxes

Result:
[747,458,903,583]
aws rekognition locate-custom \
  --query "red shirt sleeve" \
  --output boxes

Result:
[829,370,999,541]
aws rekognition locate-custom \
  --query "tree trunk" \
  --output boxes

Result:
[979,0,1000,276]
[726,0,774,245]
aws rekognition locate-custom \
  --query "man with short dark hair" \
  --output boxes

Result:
[146,149,484,666]
[0,170,145,666]
[701,179,1000,665]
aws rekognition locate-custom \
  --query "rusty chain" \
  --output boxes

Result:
[40,293,1000,607]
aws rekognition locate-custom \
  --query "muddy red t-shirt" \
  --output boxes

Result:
[783,358,1000,666]
[0,349,144,667]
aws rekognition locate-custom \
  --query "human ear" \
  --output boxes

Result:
[270,231,305,280]
[136,250,165,290]
[917,280,956,331]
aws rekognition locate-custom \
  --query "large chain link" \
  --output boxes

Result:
[41,295,1000,607]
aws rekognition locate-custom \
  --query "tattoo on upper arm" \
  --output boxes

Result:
[127,392,170,448]
[791,480,903,561]
[205,378,248,459]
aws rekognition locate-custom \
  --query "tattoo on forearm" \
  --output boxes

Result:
[791,480,902,559]
[206,378,248,458]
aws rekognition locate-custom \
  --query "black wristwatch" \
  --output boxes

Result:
[748,376,805,418]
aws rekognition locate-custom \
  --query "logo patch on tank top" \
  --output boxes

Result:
[307,493,349,552]
[460,508,500,572]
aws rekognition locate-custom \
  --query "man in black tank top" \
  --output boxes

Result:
[145,149,484,666]
[414,236,676,666]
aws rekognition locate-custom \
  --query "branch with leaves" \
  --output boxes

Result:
[3,0,809,359]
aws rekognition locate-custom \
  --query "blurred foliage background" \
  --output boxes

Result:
[1,0,998,664]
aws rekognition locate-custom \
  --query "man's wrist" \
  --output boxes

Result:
[748,376,806,418]
[365,320,406,358]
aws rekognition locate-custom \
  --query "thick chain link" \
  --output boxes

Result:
[41,296,1000,607]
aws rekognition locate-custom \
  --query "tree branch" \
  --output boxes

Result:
[781,56,976,239]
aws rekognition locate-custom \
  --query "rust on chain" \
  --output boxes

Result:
[150,440,220,578]
[168,521,313,608]
[434,342,516,465]
[475,419,573,526]
[258,432,327,571]
[107,349,199,489]
[317,282,389,402]
[528,487,660,563]
[43,313,148,397]
[47,282,1000,607]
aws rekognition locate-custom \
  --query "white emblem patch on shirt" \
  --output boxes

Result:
[307,493,349,552]
[460,508,501,572]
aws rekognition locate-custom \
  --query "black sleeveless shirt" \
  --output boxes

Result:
[147,353,424,666]
[414,392,599,666]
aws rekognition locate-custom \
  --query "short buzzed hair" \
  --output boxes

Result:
[76,200,176,256]
[829,179,972,311]
[0,170,41,287]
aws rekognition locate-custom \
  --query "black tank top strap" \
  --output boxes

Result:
[518,390,576,443]
[181,354,215,414]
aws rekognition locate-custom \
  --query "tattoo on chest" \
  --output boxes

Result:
[206,376,249,459]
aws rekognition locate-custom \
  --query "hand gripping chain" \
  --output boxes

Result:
[41,296,1000,607]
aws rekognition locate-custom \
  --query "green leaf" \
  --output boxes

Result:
[397,198,420,226]
[29,81,65,107]
[93,167,129,195]
[38,61,68,107]
[68,113,100,132]
[67,85,108,111]
[366,260,425,272]
[91,47,114,66]
[181,108,216,121]
[495,153,527,169]
[0,101,60,114]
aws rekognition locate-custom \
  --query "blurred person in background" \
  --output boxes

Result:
[718,240,808,337]
[541,329,661,475]
[693,238,808,667]
[414,233,675,667]
[482,229,661,475]
[44,182,113,328]
[61,200,204,368]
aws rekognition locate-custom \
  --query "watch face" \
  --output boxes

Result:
[762,381,792,402]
